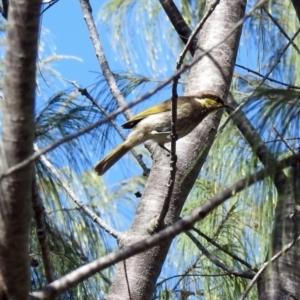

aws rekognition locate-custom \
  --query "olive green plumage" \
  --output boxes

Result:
[95,90,226,175]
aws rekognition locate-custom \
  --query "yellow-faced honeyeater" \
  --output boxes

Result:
[94,90,226,175]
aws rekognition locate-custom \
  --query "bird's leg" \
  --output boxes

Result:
[150,130,171,136]
[150,130,171,153]
[159,144,171,153]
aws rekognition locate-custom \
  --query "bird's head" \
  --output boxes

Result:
[193,90,230,111]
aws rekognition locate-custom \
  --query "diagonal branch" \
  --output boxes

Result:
[78,0,133,120]
[186,231,255,279]
[262,6,300,54]
[0,0,267,181]
[235,64,300,89]
[192,227,257,271]
[31,154,300,299]
[159,0,196,55]
[34,144,122,240]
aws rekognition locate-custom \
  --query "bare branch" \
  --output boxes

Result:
[235,64,300,90]
[272,126,296,155]
[78,0,133,120]
[159,0,196,55]
[31,154,300,299]
[263,6,300,54]
[186,231,255,279]
[192,227,257,271]
[34,144,122,240]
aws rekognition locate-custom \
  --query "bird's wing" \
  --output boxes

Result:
[122,99,171,129]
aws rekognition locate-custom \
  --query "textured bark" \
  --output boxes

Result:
[257,168,300,300]
[0,0,41,299]
[107,1,246,299]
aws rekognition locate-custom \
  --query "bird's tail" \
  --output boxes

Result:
[94,143,130,176]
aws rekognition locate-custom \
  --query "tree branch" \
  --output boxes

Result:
[0,0,267,181]
[31,154,300,299]
[35,144,122,240]
[159,0,196,55]
[262,6,300,54]
[191,227,257,271]
[235,64,300,90]
[78,0,133,120]
[186,231,255,279]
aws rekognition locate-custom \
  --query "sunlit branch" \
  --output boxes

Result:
[78,0,133,120]
[263,6,300,54]
[186,231,255,279]
[31,153,300,299]
[235,64,300,90]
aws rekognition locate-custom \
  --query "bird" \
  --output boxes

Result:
[94,90,226,175]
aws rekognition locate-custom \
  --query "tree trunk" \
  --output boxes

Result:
[107,1,246,299]
[0,1,41,299]
[257,167,300,299]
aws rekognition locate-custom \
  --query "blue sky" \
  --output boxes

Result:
[42,1,107,88]
[40,0,179,183]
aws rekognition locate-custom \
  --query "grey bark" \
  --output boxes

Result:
[257,167,300,300]
[256,3,300,298]
[0,0,41,299]
[107,1,246,299]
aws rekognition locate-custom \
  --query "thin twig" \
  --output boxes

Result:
[235,64,300,90]
[262,6,300,54]
[65,79,150,176]
[191,227,257,271]
[31,154,300,299]
[34,144,122,240]
[79,0,133,120]
[272,126,296,155]
[41,0,59,15]
[186,231,255,279]
[221,25,300,132]
[0,0,267,181]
